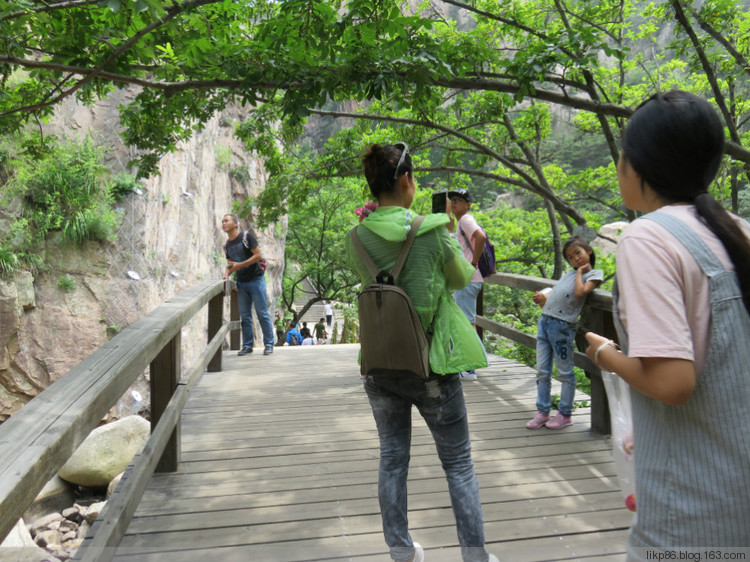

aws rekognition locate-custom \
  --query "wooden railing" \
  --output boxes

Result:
[0,272,615,557]
[476,272,618,434]
[0,279,239,560]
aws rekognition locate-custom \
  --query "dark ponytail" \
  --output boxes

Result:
[694,192,750,313]
[622,90,750,314]
[362,143,411,200]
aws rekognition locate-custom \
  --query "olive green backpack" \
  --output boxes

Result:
[349,217,430,378]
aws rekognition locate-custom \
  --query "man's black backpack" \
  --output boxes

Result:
[349,217,430,379]
[289,332,301,346]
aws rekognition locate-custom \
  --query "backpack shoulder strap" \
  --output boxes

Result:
[391,216,424,280]
[349,227,380,280]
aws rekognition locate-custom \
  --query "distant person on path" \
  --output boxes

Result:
[526,237,602,430]
[314,318,326,344]
[585,91,750,555]
[285,322,301,346]
[274,312,286,346]
[345,142,496,562]
[221,214,275,356]
[324,302,333,327]
[446,188,486,382]
[300,321,312,340]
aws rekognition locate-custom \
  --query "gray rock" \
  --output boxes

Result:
[58,416,149,487]
[34,529,62,549]
[83,502,106,524]
[106,472,123,498]
[61,508,81,523]
[29,513,64,535]
[76,521,90,540]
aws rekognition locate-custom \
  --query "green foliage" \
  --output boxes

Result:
[109,172,140,201]
[215,146,232,170]
[57,275,75,292]
[275,174,365,320]
[0,243,43,279]
[0,246,19,278]
[228,165,251,183]
[6,138,122,246]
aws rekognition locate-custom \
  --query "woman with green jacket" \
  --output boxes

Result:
[345,142,496,562]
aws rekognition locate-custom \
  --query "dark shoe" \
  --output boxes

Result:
[238,347,253,356]
[263,345,273,355]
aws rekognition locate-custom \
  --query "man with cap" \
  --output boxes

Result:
[446,188,486,381]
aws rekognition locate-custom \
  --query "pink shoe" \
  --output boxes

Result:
[526,411,550,429]
[545,412,573,429]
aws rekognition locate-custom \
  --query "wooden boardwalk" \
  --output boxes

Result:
[113,345,631,561]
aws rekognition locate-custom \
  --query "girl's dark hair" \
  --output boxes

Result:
[622,90,750,313]
[362,143,412,200]
[563,236,596,268]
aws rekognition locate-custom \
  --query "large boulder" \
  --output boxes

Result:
[58,416,150,487]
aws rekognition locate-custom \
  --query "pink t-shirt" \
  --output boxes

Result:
[456,214,483,283]
[616,204,750,376]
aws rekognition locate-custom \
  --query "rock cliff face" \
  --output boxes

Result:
[0,88,285,422]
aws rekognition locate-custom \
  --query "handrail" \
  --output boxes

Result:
[476,272,618,434]
[0,278,238,556]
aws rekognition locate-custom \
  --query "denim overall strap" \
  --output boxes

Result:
[615,211,750,557]
[641,211,726,278]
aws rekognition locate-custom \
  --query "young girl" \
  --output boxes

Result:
[527,237,603,429]
[585,91,750,555]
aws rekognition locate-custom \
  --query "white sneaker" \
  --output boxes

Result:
[459,370,477,381]
[488,554,500,562]
[411,542,425,562]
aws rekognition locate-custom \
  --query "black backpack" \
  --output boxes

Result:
[289,332,301,346]
[349,216,430,379]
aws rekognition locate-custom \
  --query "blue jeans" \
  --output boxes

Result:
[363,373,489,562]
[453,282,483,323]
[535,315,577,416]
[236,275,275,349]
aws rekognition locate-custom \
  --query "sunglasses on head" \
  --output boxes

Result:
[392,142,409,179]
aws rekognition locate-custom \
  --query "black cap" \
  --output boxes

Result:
[447,188,472,203]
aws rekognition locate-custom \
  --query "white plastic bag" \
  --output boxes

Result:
[602,370,636,512]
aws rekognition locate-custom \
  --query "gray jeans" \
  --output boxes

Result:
[364,373,489,562]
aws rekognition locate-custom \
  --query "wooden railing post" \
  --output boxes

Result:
[230,286,240,351]
[207,290,223,372]
[150,333,181,472]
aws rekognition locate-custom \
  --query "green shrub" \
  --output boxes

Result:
[7,137,122,246]
[0,246,20,278]
[58,275,75,292]
[0,245,43,278]
[110,172,140,200]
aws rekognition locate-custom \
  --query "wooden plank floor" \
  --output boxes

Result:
[113,344,631,561]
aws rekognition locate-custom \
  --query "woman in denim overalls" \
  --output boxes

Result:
[585,91,750,559]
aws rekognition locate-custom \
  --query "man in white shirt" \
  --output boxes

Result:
[324,302,333,328]
[446,188,486,381]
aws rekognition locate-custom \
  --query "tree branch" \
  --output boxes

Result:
[0,0,101,22]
